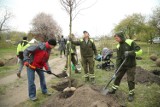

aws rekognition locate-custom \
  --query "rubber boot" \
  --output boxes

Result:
[128,94,134,102]
[85,77,89,82]
[108,88,116,94]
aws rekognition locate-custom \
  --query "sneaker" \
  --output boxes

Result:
[43,92,51,96]
[128,94,134,102]
[17,72,21,78]
[108,89,116,94]
[30,97,37,101]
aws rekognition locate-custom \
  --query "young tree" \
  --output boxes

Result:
[30,12,62,42]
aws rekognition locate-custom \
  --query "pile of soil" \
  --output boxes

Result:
[123,66,160,85]
[5,57,17,66]
[135,66,160,85]
[42,85,121,107]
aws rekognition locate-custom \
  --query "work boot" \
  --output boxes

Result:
[85,77,89,82]
[128,94,134,102]
[17,72,21,78]
[108,88,116,94]
[43,92,52,96]
[30,97,37,101]
[90,78,95,84]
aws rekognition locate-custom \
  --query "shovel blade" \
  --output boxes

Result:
[100,88,109,95]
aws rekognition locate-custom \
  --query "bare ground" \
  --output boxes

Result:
[0,56,66,107]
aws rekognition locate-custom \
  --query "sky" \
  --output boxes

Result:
[1,0,160,37]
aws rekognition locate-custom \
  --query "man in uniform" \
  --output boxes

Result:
[70,31,98,83]
[63,34,80,74]
[108,32,142,102]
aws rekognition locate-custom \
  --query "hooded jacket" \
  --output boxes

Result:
[23,42,51,70]
[115,32,142,68]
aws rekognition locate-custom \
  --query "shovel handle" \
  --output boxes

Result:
[104,58,127,89]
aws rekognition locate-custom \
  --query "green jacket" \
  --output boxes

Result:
[116,39,142,68]
[71,38,97,57]
[17,40,30,59]
[66,40,77,55]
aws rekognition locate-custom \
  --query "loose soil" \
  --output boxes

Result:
[42,66,160,107]
[131,66,160,85]
[42,85,122,107]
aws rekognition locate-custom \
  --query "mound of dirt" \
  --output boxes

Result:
[42,85,121,107]
[5,57,17,66]
[135,67,160,85]
[156,58,160,67]
[152,70,160,76]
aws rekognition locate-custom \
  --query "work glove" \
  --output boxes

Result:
[46,70,52,74]
[124,51,132,58]
[24,61,29,66]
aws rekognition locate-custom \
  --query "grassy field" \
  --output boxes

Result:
[1,40,160,107]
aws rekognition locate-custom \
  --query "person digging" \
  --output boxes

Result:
[23,38,57,101]
[108,32,142,102]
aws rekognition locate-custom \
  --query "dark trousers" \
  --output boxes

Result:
[81,56,95,75]
[65,54,78,69]
[114,67,136,90]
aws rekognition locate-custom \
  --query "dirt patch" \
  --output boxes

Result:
[152,70,160,76]
[135,66,160,85]
[4,57,17,66]
[123,66,160,85]
[51,78,78,92]
[42,85,121,107]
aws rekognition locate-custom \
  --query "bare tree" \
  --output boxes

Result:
[60,0,97,36]
[30,12,62,42]
[0,8,13,32]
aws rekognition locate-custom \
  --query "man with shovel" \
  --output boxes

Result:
[23,38,57,101]
[108,32,142,102]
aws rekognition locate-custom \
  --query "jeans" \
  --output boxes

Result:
[27,67,48,98]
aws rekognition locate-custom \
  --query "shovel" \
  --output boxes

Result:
[28,64,60,78]
[101,58,127,95]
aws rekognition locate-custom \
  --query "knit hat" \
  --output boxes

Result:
[48,38,57,46]
[114,31,126,42]
[23,36,27,40]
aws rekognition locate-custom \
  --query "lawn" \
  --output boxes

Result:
[2,40,160,107]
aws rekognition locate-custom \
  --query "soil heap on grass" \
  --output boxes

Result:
[135,66,160,85]
[42,85,121,107]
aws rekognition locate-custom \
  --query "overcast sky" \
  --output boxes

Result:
[1,0,160,37]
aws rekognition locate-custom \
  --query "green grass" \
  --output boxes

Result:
[2,40,160,107]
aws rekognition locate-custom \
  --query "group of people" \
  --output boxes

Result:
[16,31,142,102]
